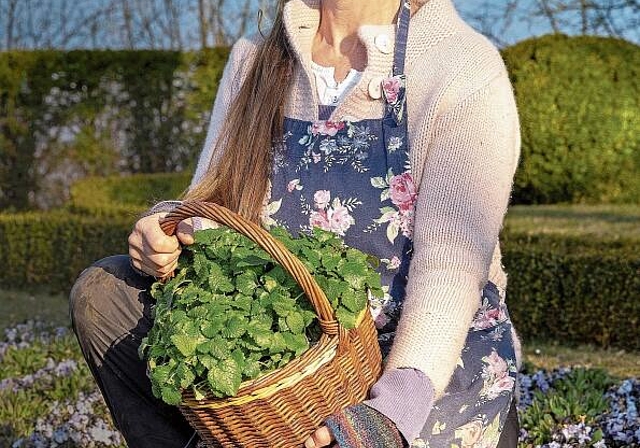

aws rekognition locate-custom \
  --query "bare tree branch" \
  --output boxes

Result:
[1,0,637,51]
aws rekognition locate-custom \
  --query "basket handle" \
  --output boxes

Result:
[159,201,342,336]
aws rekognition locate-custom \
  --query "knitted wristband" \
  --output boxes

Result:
[324,403,405,448]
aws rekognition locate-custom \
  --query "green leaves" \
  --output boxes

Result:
[170,334,200,357]
[142,225,383,405]
[161,386,183,406]
[208,359,242,398]
[519,368,612,445]
[285,311,305,335]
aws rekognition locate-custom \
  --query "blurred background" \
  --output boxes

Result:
[0,1,638,447]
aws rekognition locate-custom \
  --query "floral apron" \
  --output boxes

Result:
[265,2,518,446]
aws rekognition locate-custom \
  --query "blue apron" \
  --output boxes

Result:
[265,2,518,446]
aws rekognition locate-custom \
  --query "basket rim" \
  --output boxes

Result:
[180,308,370,408]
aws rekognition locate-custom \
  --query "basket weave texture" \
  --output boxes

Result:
[160,201,383,448]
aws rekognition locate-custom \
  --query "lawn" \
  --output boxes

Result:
[504,204,640,239]
[3,287,639,378]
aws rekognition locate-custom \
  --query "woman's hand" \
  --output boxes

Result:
[127,213,195,278]
[128,213,182,278]
[304,426,335,448]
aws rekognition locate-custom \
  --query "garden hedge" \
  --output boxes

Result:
[2,210,639,351]
[0,212,132,291]
[68,172,192,217]
[502,35,640,204]
[502,233,640,351]
[4,35,639,211]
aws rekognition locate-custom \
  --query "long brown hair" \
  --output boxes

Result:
[184,0,293,223]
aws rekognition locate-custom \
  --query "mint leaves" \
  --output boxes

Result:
[140,227,383,404]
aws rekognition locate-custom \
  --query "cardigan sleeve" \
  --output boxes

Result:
[384,69,521,398]
[190,37,259,189]
[142,38,258,215]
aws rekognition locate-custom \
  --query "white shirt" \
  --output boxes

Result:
[311,61,363,106]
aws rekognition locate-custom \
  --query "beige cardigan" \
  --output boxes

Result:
[191,0,521,398]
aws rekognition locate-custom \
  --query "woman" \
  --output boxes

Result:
[70,0,521,447]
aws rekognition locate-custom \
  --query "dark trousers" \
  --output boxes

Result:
[70,255,519,448]
[70,255,198,448]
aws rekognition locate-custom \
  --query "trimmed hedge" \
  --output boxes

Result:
[502,233,640,351]
[2,210,639,351]
[502,35,640,204]
[68,172,192,217]
[5,37,639,209]
[1,212,132,291]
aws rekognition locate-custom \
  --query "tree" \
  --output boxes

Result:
[0,0,278,51]
[533,0,639,38]
[457,0,639,47]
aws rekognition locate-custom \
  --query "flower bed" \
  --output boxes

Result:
[1,321,639,448]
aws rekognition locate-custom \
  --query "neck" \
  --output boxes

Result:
[313,0,400,77]
[318,0,400,45]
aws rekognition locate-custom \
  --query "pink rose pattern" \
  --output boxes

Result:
[382,74,407,125]
[382,77,401,104]
[307,190,358,237]
[311,120,345,137]
[471,297,509,331]
[368,168,418,244]
[389,172,418,211]
[480,349,517,401]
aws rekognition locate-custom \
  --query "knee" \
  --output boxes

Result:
[69,255,131,335]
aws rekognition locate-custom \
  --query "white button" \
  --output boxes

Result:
[374,34,392,54]
[368,78,383,99]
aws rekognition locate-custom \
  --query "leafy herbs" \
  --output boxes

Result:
[140,226,384,404]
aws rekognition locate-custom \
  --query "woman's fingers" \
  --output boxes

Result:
[128,213,216,278]
[304,426,334,448]
[128,213,182,277]
[176,218,195,246]
[129,246,180,277]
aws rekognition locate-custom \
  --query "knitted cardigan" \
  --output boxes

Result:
[190,0,521,400]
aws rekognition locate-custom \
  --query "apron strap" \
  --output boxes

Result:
[392,1,411,77]
[383,1,411,126]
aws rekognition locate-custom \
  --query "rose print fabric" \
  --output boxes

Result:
[269,114,414,336]
[266,1,517,446]
[411,284,518,448]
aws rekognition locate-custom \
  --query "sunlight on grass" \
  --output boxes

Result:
[523,341,640,380]
[0,289,70,330]
[505,204,640,239]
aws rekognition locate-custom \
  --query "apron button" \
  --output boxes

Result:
[368,78,383,100]
[374,34,393,54]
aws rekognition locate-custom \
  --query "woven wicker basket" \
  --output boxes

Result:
[159,201,383,448]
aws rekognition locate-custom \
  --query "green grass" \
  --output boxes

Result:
[523,340,640,379]
[504,204,640,239]
[0,288,70,331]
